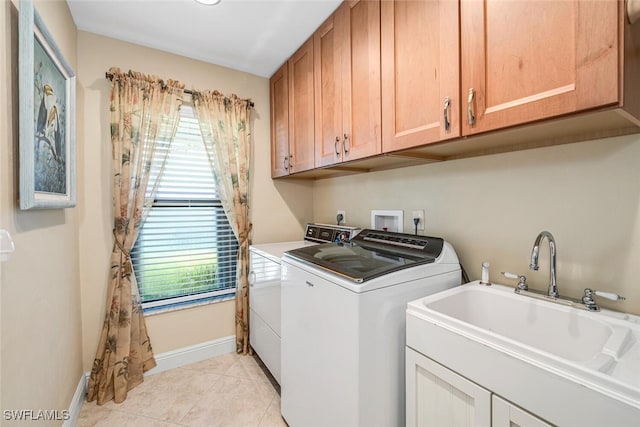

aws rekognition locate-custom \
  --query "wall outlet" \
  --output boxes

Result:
[412,210,425,231]
[337,210,346,225]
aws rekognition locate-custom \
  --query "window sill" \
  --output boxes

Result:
[142,293,236,316]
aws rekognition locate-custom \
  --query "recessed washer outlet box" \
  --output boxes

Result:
[371,210,403,233]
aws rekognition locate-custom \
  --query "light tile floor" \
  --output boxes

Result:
[77,352,286,427]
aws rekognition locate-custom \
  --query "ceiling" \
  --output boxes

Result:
[66,0,342,78]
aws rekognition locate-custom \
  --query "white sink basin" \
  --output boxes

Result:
[406,281,640,426]
[423,284,613,361]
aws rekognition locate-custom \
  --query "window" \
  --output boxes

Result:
[131,105,238,312]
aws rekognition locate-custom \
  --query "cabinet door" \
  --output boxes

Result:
[492,395,552,427]
[270,63,290,178]
[315,1,381,168]
[288,37,315,173]
[314,12,343,167]
[341,0,381,162]
[381,0,460,152]
[461,0,619,136]
[406,347,491,427]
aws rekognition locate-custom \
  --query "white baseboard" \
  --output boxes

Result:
[63,372,89,427]
[145,335,236,376]
[64,335,236,425]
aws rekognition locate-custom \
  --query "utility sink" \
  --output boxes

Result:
[406,281,640,426]
[423,284,614,362]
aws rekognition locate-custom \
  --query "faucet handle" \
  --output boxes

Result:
[584,288,625,301]
[582,288,625,311]
[501,271,528,290]
[594,290,625,301]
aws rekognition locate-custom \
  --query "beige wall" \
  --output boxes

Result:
[1,0,83,424]
[313,135,640,315]
[76,31,313,369]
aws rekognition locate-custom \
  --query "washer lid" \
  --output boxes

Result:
[285,229,444,283]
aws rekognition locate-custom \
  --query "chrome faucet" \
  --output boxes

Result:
[529,231,558,297]
[503,232,626,311]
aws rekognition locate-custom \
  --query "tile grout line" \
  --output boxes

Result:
[107,402,193,427]
[102,369,218,426]
[175,368,225,427]
[256,393,279,427]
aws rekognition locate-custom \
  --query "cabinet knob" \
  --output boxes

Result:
[343,134,349,154]
[443,97,451,132]
[467,88,476,126]
[335,136,341,156]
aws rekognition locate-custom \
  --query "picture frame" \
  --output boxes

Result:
[19,0,76,209]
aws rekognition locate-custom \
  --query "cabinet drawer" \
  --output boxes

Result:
[250,308,281,384]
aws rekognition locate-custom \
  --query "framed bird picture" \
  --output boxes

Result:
[19,0,76,209]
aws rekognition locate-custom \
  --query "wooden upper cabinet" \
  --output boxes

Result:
[315,12,342,167]
[344,1,382,162]
[270,63,289,178]
[272,0,637,178]
[461,0,619,136]
[270,38,315,178]
[315,0,381,168]
[381,0,460,153]
[288,37,316,174]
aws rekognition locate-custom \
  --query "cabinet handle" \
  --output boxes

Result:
[289,154,293,172]
[283,156,289,171]
[343,134,349,154]
[335,136,340,156]
[467,88,476,126]
[443,97,451,132]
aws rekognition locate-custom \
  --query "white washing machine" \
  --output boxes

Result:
[281,229,461,427]
[249,224,360,384]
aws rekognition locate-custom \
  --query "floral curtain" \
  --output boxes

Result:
[192,90,254,354]
[87,67,184,405]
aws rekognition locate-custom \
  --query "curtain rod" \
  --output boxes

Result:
[104,72,255,108]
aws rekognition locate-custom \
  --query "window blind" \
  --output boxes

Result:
[131,105,238,310]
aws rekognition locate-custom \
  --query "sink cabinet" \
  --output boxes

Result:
[406,347,552,427]
[270,38,315,177]
[406,283,640,427]
[492,396,551,427]
[406,347,491,427]
[314,0,381,167]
